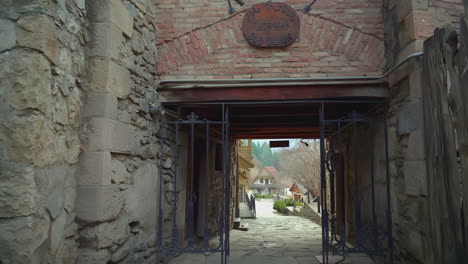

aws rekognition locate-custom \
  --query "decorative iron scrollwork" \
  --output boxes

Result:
[186,112,199,121]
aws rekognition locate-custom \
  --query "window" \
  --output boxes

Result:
[265,179,269,184]
[260,179,264,184]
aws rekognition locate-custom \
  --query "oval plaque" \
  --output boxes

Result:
[242,2,300,48]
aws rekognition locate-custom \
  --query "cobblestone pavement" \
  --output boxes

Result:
[169,200,375,264]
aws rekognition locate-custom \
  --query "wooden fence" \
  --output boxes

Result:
[421,2,468,262]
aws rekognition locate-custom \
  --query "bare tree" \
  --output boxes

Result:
[277,139,321,197]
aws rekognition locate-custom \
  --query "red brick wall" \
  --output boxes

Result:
[155,0,385,79]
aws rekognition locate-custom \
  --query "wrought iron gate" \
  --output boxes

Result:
[156,105,231,263]
[319,102,393,264]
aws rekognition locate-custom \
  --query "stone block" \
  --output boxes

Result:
[46,186,65,219]
[110,158,131,184]
[76,185,124,223]
[0,49,52,116]
[16,15,60,65]
[412,11,435,40]
[86,118,135,154]
[88,0,134,38]
[409,68,422,99]
[110,241,130,263]
[0,19,16,52]
[396,0,413,23]
[403,161,428,196]
[404,129,425,161]
[84,92,118,120]
[112,122,135,154]
[77,248,111,264]
[50,212,67,254]
[398,99,424,136]
[64,186,77,213]
[88,22,123,60]
[77,151,113,185]
[412,0,428,10]
[86,118,114,152]
[0,164,39,218]
[125,162,158,236]
[2,114,57,167]
[0,216,49,263]
[88,57,131,99]
[79,215,129,249]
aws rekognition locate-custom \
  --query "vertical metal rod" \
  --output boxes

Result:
[204,123,210,247]
[189,122,195,246]
[384,109,393,263]
[329,150,336,251]
[320,102,329,264]
[172,123,180,247]
[225,105,231,261]
[338,120,346,261]
[158,125,165,248]
[369,122,378,249]
[352,115,362,247]
[220,104,226,264]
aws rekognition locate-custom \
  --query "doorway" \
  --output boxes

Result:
[157,100,393,264]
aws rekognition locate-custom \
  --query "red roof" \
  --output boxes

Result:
[264,167,293,188]
[264,166,281,179]
[289,182,301,193]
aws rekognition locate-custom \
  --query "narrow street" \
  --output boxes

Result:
[169,200,375,264]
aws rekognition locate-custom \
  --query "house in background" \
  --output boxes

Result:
[289,182,303,201]
[237,139,255,202]
[250,166,291,196]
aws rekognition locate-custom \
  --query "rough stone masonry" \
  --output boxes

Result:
[0,0,162,263]
[0,0,466,264]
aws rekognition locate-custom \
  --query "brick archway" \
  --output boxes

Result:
[156,13,384,78]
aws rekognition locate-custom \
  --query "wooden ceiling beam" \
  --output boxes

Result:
[159,84,388,103]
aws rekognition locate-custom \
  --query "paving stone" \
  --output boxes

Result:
[169,201,375,264]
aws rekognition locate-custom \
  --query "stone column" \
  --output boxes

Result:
[76,0,163,263]
[75,0,134,263]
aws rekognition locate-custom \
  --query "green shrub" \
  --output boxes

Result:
[273,200,286,212]
[254,194,274,199]
[285,198,295,206]
[296,202,303,207]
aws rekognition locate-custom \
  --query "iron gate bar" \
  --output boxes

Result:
[318,103,393,264]
[369,122,378,250]
[384,108,394,264]
[319,102,329,264]
[156,104,231,264]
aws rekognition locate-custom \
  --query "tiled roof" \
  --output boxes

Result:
[264,166,281,179]
[289,182,301,193]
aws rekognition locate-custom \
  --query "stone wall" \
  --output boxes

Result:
[0,0,166,263]
[383,0,463,67]
[382,0,464,263]
[76,0,162,263]
[0,0,87,263]
[155,0,386,79]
